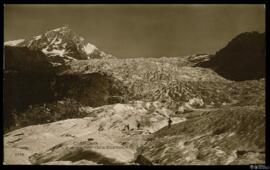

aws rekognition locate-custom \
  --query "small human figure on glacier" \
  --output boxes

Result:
[127,124,130,131]
[136,119,141,130]
[123,124,129,131]
[168,117,172,129]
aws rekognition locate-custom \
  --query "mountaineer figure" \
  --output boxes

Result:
[168,117,172,129]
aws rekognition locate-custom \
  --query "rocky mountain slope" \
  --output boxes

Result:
[196,32,265,81]
[4,46,56,129]
[4,46,55,73]
[4,26,114,66]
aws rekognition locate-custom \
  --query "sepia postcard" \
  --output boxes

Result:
[3,4,266,165]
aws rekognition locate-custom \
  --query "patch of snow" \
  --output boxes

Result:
[51,62,62,67]
[177,106,185,114]
[62,55,77,61]
[83,43,97,55]
[152,101,162,108]
[57,101,65,104]
[44,49,66,57]
[158,108,171,118]
[27,40,34,47]
[4,39,25,46]
[100,51,106,56]
[34,35,42,40]
[227,132,236,137]
[171,117,186,124]
[113,104,130,113]
[187,98,204,108]
[51,27,62,32]
[79,107,94,113]
[49,36,58,45]
[41,47,76,62]
[41,46,49,54]
[79,37,84,41]
[54,38,62,45]
[225,154,237,165]
[145,119,168,134]
[194,54,209,59]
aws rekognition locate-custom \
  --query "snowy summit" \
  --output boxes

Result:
[4,26,114,66]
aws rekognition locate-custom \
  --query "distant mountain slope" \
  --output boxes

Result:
[196,32,265,81]
[4,46,56,129]
[4,46,55,74]
[4,26,114,66]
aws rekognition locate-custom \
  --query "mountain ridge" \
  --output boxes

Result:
[195,31,265,81]
[4,26,115,66]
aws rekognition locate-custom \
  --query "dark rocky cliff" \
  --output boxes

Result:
[196,32,265,81]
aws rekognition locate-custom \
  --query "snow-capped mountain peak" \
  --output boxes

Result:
[4,26,114,66]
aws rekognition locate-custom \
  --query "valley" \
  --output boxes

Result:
[3,26,266,165]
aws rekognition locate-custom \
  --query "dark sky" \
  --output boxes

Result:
[4,4,265,58]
